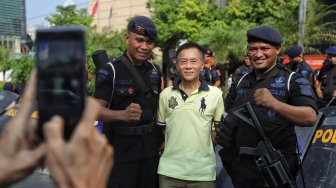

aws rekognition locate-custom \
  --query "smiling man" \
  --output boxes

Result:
[157,42,224,188]
[93,16,162,188]
[217,25,317,188]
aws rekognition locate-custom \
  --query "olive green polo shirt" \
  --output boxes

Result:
[157,80,224,181]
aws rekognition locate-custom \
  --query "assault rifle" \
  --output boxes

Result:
[232,102,296,188]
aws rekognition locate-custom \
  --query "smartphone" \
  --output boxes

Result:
[35,27,86,140]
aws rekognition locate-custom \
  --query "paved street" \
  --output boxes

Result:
[10,170,55,188]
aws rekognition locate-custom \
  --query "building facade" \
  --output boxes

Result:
[88,0,150,32]
[0,0,26,53]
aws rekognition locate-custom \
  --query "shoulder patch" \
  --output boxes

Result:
[96,67,110,85]
[299,85,313,96]
[295,77,309,85]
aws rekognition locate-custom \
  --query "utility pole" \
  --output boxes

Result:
[298,0,308,48]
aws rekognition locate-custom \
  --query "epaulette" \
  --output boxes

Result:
[276,63,287,69]
[276,63,292,73]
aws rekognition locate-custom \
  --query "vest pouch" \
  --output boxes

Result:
[139,91,155,122]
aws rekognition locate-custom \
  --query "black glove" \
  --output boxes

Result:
[215,114,237,149]
[215,114,238,170]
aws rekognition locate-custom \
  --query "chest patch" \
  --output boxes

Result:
[270,76,286,88]
[199,96,207,113]
[168,96,178,109]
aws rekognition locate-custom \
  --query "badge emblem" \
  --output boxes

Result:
[168,96,178,109]
[151,68,157,74]
[128,88,134,94]
[271,76,286,88]
[135,24,145,34]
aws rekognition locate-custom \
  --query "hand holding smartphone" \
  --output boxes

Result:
[35,27,86,140]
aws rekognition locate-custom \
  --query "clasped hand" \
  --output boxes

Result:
[0,70,114,188]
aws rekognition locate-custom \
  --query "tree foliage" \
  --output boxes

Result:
[46,5,93,27]
[147,0,225,53]
[8,55,35,83]
[86,30,126,94]
[4,0,335,89]
[223,0,298,25]
[198,22,250,63]
[304,1,336,53]
[0,46,11,80]
[147,0,336,74]
[45,5,127,94]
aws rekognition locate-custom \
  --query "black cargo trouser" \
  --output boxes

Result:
[106,156,159,188]
[227,154,298,188]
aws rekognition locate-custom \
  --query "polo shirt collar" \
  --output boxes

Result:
[172,79,209,92]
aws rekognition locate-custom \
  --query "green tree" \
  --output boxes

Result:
[87,29,126,60]
[8,55,35,83]
[148,0,335,72]
[0,46,10,80]
[223,0,299,25]
[261,0,336,53]
[86,29,126,94]
[46,5,93,27]
[198,22,250,63]
[46,5,128,94]
[147,0,225,76]
[304,0,336,53]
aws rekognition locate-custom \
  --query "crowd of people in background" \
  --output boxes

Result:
[0,14,336,188]
[164,43,336,110]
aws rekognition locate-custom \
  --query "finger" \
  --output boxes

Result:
[46,150,71,188]
[130,103,141,109]
[8,143,46,182]
[131,114,141,121]
[16,70,37,125]
[25,118,38,148]
[26,143,46,168]
[43,116,65,147]
[133,107,142,114]
[98,147,114,188]
[73,97,101,138]
[87,134,108,186]
[94,141,113,188]
[44,117,71,187]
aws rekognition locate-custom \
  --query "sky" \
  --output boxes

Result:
[26,0,88,27]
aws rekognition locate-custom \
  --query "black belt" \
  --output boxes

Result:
[112,123,155,135]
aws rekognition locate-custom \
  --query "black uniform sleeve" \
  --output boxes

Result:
[93,64,114,102]
[154,64,162,93]
[224,81,237,112]
[288,73,317,112]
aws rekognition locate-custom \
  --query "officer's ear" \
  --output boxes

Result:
[124,33,130,44]
[276,46,282,55]
[200,61,204,71]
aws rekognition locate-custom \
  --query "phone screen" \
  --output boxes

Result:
[35,27,86,139]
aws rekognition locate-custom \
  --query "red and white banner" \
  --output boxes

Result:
[90,0,99,16]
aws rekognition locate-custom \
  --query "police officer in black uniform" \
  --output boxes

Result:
[200,45,221,87]
[216,25,317,188]
[315,46,336,108]
[284,44,314,84]
[168,55,179,86]
[93,16,161,188]
[233,56,253,82]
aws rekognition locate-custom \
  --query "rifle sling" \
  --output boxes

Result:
[119,56,147,96]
